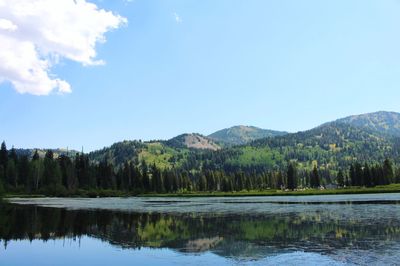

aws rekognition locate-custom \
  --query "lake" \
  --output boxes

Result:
[1,193,400,265]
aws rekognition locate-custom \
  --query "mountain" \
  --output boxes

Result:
[208,125,287,145]
[88,111,400,173]
[177,121,398,174]
[336,111,400,137]
[165,133,221,151]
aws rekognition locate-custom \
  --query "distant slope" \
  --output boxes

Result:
[89,140,190,169]
[15,148,78,158]
[175,122,400,175]
[165,133,221,151]
[336,111,400,137]
[240,122,399,169]
[208,125,287,145]
[89,140,144,166]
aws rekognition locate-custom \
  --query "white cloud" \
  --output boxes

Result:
[0,18,17,31]
[0,0,127,95]
[174,12,182,24]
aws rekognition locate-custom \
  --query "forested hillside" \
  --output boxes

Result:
[1,111,400,196]
[336,111,400,137]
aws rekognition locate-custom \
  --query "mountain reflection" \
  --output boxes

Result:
[1,203,400,259]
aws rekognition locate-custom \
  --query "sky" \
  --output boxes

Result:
[1,0,400,151]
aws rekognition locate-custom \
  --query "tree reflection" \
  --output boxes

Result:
[1,203,400,259]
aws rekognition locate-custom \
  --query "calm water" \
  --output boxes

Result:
[2,194,400,265]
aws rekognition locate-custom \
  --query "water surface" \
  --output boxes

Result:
[2,193,400,265]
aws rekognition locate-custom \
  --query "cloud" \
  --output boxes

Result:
[0,0,127,95]
[0,18,17,31]
[174,12,182,24]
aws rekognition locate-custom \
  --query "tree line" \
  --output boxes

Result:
[1,141,400,196]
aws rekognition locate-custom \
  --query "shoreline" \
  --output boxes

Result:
[3,184,400,198]
[141,185,400,197]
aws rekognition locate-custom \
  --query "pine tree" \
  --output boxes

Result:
[235,172,244,191]
[198,175,207,191]
[373,164,384,186]
[287,163,296,190]
[310,165,320,188]
[150,164,162,193]
[0,141,8,174]
[337,170,344,187]
[0,141,8,184]
[32,150,40,161]
[28,159,43,191]
[9,147,18,164]
[132,165,144,192]
[276,172,284,189]
[6,160,17,188]
[141,161,150,191]
[395,168,400,184]
[122,162,131,190]
[43,150,62,190]
[75,153,91,189]
[354,163,363,186]
[18,156,30,188]
[363,163,372,187]
[0,165,4,192]
[383,159,394,185]
[349,164,356,186]
[58,155,77,190]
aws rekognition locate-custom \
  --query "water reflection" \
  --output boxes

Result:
[1,202,400,261]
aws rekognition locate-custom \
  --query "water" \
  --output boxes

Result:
[1,194,400,265]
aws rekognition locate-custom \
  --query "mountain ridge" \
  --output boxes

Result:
[334,111,400,137]
[208,125,288,145]
[11,111,398,173]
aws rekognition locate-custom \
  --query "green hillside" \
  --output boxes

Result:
[88,112,400,174]
[173,122,398,176]
[336,111,400,137]
[89,140,190,169]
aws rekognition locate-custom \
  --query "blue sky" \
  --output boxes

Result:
[1,0,400,151]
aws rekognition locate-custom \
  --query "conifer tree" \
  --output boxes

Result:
[354,163,363,186]
[0,141,8,173]
[337,170,344,187]
[18,156,30,188]
[59,155,77,190]
[383,158,394,185]
[310,165,320,188]
[43,150,62,190]
[363,163,372,187]
[287,163,296,190]
[141,160,151,191]
[6,159,17,188]
[349,164,355,186]
[28,158,43,191]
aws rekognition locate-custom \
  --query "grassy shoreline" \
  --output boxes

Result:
[3,184,400,198]
[141,184,400,197]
